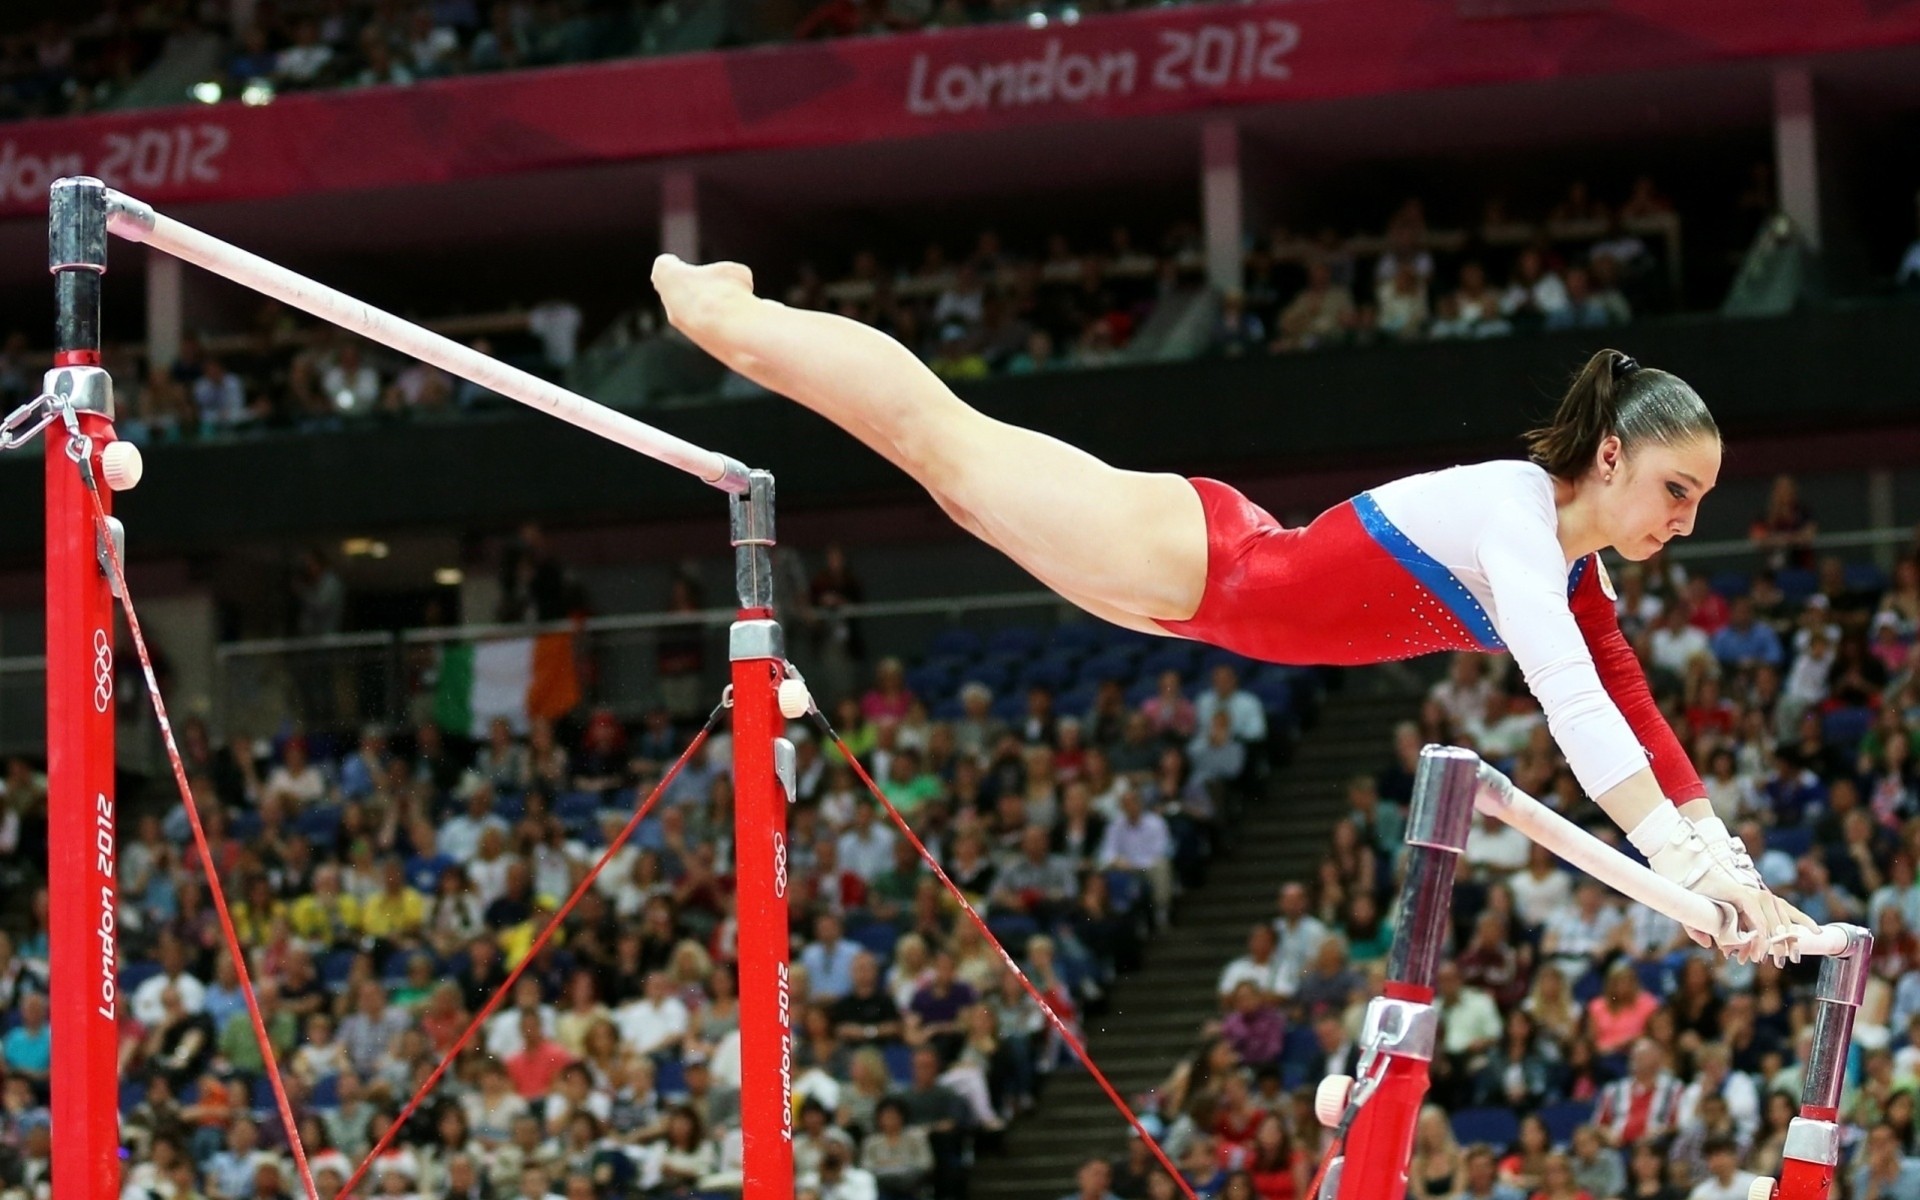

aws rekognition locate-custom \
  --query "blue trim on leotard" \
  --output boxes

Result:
[1566,555,1590,600]
[1351,492,1507,652]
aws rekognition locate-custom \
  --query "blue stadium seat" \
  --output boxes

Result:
[1776,568,1818,604]
[1248,679,1294,719]
[1822,707,1873,751]
[928,629,983,658]
[120,958,163,997]
[959,663,1012,694]
[1055,686,1097,717]
[1571,968,1604,1007]
[1709,570,1752,599]
[120,1080,147,1113]
[1199,648,1254,676]
[1103,870,1144,912]
[987,627,1045,657]
[251,1075,276,1113]
[320,950,359,988]
[1278,1025,1318,1071]
[1021,661,1074,691]
[932,697,965,721]
[493,791,527,822]
[229,811,263,841]
[882,1043,917,1085]
[655,1058,686,1095]
[1539,1099,1595,1146]
[1050,625,1103,653]
[1140,645,1198,680]
[1633,959,1671,998]
[294,804,343,843]
[1845,563,1888,594]
[1123,679,1160,708]
[906,665,955,699]
[556,790,600,832]
[1766,825,1813,858]
[991,693,1028,722]
[986,915,1039,952]
[311,1074,341,1109]
[1450,1107,1519,1152]
[846,921,902,962]
[1075,657,1134,689]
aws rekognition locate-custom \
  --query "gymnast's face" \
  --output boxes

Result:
[1596,433,1720,561]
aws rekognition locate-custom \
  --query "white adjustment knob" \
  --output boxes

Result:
[1314,1076,1352,1128]
[101,441,143,491]
[777,677,812,720]
[1747,1179,1775,1200]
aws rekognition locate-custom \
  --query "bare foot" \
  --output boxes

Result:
[650,254,756,334]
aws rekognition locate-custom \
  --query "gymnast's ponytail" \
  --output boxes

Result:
[1524,348,1718,481]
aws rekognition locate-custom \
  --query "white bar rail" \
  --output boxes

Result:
[1473,763,1852,959]
[100,188,751,494]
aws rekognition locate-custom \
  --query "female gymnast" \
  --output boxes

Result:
[649,254,1812,962]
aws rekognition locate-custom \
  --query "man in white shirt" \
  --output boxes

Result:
[438,778,509,863]
[131,935,207,1028]
[836,800,895,884]
[1509,844,1575,928]
[1097,789,1174,928]
[1271,882,1327,998]
[1649,603,1713,679]
[1676,1042,1760,1145]
[1541,878,1624,979]
[614,973,689,1058]
[483,978,558,1058]
[1193,665,1267,748]
[1217,924,1286,1007]
[1435,962,1501,1080]
[1429,652,1493,734]
[1463,810,1531,878]
[1687,1137,1759,1200]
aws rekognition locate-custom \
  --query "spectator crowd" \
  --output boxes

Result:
[0,530,1302,1199]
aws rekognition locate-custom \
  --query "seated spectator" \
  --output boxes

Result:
[1689,1135,1761,1200]
[1595,1039,1682,1148]
[991,825,1077,921]
[1270,260,1354,352]
[1293,936,1363,1022]
[1541,878,1624,982]
[830,952,904,1047]
[1098,788,1175,929]
[1459,1143,1526,1200]
[1211,291,1266,358]
[1567,1124,1625,1200]
[1544,267,1616,330]
[1217,924,1286,1008]
[275,19,335,88]
[1499,247,1569,328]
[1711,595,1784,672]
[863,1097,935,1199]
[1375,260,1428,340]
[1587,960,1659,1055]
[1212,981,1283,1067]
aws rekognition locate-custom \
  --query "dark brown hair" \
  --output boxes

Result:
[1524,348,1718,480]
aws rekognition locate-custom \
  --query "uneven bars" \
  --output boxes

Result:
[1473,762,1853,959]
[97,185,751,494]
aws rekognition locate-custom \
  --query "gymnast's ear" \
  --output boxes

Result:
[1523,347,1626,481]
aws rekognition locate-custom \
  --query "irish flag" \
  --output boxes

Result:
[435,634,581,737]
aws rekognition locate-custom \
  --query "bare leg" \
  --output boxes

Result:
[652,255,1209,626]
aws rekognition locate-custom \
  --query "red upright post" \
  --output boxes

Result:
[728,470,796,1196]
[46,176,122,1199]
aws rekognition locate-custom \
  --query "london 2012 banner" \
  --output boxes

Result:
[0,0,1916,219]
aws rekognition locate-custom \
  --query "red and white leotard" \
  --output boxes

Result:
[1153,459,1705,804]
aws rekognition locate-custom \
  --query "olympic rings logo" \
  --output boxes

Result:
[92,629,112,714]
[771,832,788,899]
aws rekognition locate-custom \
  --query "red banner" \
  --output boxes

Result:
[1,0,1916,220]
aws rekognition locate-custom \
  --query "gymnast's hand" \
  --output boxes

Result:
[1645,820,1790,964]
[650,254,757,338]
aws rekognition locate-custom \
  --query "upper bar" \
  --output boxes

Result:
[96,185,752,495]
[1473,760,1858,960]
